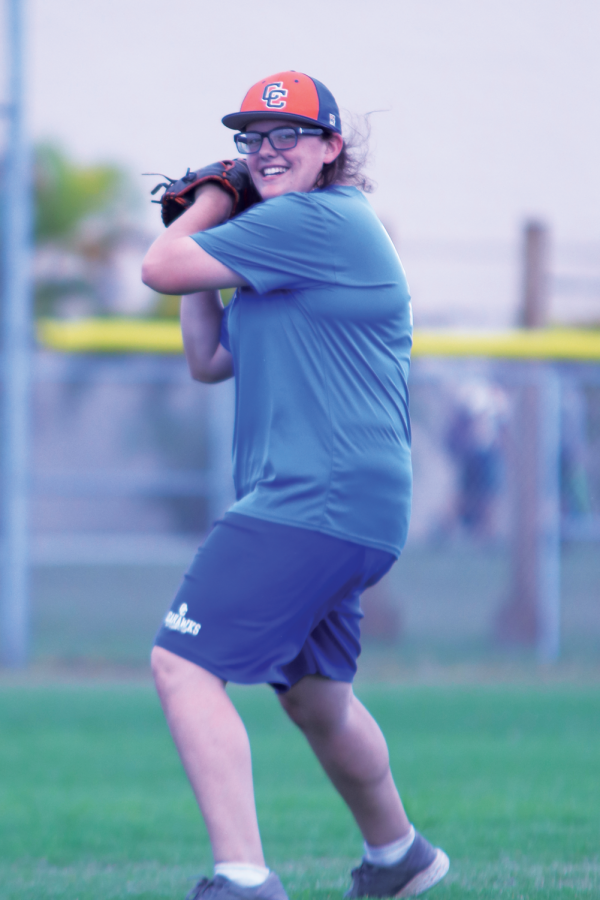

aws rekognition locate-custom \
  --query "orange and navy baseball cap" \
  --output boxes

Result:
[222,71,342,135]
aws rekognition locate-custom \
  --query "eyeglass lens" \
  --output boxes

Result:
[235,127,299,154]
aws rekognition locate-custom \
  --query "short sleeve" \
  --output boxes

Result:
[191,192,335,295]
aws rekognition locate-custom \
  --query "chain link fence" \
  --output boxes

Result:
[23,351,600,669]
[371,357,600,666]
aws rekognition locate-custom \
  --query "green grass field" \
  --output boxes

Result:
[1,682,599,899]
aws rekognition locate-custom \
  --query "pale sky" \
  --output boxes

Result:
[2,0,600,326]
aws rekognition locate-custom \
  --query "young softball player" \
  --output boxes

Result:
[142,71,449,900]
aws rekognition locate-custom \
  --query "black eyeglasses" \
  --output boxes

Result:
[234,125,324,154]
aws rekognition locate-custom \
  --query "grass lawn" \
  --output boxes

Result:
[0,681,598,899]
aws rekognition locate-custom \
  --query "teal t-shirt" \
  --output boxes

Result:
[192,185,413,556]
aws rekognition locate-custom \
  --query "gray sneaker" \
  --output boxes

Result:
[344,832,450,898]
[185,873,289,900]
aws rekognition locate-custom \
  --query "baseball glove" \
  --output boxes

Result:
[149,159,261,227]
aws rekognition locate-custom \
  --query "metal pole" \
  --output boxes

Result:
[1,0,33,667]
[536,367,561,662]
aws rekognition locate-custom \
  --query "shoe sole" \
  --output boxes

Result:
[395,849,450,898]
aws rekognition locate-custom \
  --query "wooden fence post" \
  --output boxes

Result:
[495,221,561,660]
[520,220,549,328]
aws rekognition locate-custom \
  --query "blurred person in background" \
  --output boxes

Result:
[142,71,449,900]
[560,384,592,525]
[441,380,508,541]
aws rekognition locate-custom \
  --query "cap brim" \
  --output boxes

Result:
[222,110,338,132]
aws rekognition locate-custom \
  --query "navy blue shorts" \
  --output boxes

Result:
[154,512,396,692]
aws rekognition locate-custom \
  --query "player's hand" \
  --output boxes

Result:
[150,159,261,227]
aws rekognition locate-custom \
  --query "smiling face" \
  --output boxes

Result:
[242,118,343,200]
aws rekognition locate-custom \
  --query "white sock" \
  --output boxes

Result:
[214,863,270,887]
[364,825,415,867]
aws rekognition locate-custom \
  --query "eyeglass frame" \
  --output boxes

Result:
[234,125,325,154]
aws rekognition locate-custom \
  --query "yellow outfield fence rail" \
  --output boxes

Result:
[412,328,600,360]
[35,318,600,360]
[37,318,185,354]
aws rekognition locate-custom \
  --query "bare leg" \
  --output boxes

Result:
[151,646,265,864]
[279,675,410,846]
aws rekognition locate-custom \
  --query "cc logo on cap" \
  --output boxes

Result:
[261,82,288,109]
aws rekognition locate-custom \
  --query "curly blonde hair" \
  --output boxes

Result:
[317,114,374,192]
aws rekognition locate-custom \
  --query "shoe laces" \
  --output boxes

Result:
[349,861,377,896]
[185,877,213,900]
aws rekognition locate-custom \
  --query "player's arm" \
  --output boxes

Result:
[180,291,233,384]
[141,183,247,295]
[142,182,243,383]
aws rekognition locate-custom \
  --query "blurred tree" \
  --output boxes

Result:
[34,144,129,243]
[31,144,152,318]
